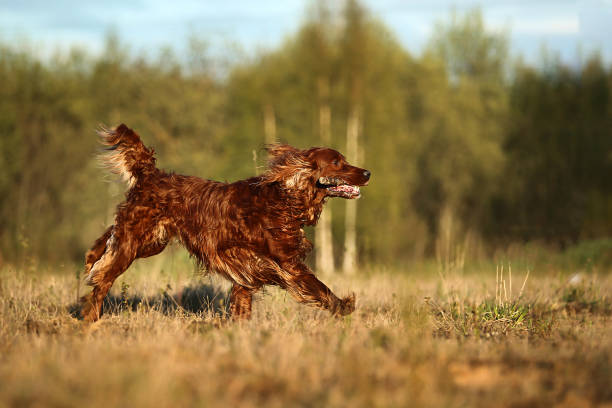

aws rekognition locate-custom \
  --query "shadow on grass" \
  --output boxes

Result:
[69,283,230,319]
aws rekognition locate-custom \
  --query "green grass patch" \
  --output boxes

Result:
[427,297,554,339]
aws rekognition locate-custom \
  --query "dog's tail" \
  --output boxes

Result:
[97,124,157,188]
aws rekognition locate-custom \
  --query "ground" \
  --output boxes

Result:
[1,250,611,407]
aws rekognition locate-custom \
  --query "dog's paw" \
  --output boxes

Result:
[78,293,101,322]
[334,293,356,317]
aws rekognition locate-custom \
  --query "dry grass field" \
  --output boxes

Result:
[1,250,611,408]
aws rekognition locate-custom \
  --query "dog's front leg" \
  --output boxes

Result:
[279,263,355,316]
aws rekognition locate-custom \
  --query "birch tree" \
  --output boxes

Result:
[340,0,367,274]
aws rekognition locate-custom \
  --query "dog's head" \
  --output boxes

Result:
[263,144,370,199]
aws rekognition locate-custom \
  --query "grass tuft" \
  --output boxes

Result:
[561,283,612,315]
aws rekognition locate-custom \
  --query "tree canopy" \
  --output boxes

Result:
[0,3,610,267]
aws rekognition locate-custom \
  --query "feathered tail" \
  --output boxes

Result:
[97,124,157,187]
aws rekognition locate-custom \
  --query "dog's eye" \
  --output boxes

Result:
[331,159,339,166]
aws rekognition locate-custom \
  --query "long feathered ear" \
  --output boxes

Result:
[265,144,300,163]
[261,144,314,189]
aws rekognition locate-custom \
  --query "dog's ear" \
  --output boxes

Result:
[109,123,139,145]
[262,144,314,189]
[265,144,308,170]
[265,144,300,163]
[115,123,130,134]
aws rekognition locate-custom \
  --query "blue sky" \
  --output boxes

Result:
[1,0,611,66]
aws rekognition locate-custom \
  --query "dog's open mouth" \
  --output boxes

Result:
[318,177,361,199]
[327,184,361,198]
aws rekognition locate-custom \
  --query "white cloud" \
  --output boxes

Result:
[512,18,580,35]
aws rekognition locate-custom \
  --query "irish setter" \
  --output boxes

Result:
[80,124,370,321]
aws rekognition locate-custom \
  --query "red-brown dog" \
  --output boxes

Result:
[81,124,370,321]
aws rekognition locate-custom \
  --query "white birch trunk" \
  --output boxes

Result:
[315,77,335,274]
[343,105,361,274]
[263,103,276,145]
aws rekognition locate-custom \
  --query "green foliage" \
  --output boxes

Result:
[561,283,611,314]
[0,37,226,263]
[480,301,529,324]
[559,239,612,270]
[427,297,553,339]
[491,56,612,243]
[428,8,508,82]
[0,2,610,266]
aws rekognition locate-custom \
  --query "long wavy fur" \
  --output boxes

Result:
[80,124,370,322]
[97,124,157,187]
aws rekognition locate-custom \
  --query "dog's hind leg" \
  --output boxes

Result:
[84,226,113,276]
[80,230,137,322]
[80,218,171,322]
[229,283,256,320]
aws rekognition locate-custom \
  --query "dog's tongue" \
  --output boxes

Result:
[329,185,360,195]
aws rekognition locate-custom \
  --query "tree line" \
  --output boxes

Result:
[0,1,610,269]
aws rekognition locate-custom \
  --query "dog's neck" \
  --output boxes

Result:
[261,180,326,227]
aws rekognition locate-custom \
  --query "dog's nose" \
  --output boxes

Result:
[363,170,371,179]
